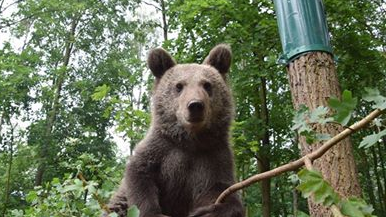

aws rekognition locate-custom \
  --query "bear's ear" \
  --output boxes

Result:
[203,44,232,74]
[147,48,176,78]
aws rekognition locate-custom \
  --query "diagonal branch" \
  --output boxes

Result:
[0,0,23,13]
[142,0,161,11]
[215,108,384,204]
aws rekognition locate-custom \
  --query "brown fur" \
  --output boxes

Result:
[107,44,244,217]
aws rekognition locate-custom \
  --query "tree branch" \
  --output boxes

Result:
[142,1,161,11]
[215,108,384,204]
[0,0,23,13]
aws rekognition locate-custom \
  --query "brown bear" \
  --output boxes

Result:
[107,44,244,217]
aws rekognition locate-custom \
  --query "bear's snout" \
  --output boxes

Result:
[187,100,205,122]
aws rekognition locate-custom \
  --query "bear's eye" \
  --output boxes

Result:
[203,82,212,93]
[176,83,183,93]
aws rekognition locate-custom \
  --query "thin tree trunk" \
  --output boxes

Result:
[280,183,288,216]
[2,124,14,217]
[371,146,385,213]
[0,112,4,135]
[257,77,271,217]
[84,189,88,203]
[159,0,168,41]
[34,18,78,186]
[376,142,386,207]
[287,52,361,216]
[241,163,248,217]
[359,149,377,212]
[292,188,299,216]
[257,157,270,217]
[0,0,5,13]
[382,137,386,201]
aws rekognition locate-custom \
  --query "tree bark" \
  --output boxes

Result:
[286,52,361,216]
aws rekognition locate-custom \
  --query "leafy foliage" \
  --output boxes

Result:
[340,198,375,217]
[297,169,375,217]
[292,88,385,215]
[328,90,357,126]
[359,130,386,149]
[291,105,333,144]
[297,169,340,207]
[363,88,386,110]
[8,153,125,216]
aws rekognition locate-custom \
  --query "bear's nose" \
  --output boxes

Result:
[187,100,204,113]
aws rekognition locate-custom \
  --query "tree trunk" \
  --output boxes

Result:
[2,124,14,217]
[159,0,168,41]
[292,188,299,216]
[34,18,78,186]
[359,149,377,212]
[257,157,270,217]
[257,77,271,217]
[286,52,361,216]
[376,142,386,207]
[280,183,288,216]
[370,146,385,212]
[382,137,386,205]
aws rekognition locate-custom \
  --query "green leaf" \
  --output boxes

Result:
[313,182,330,204]
[374,118,383,127]
[92,84,111,101]
[315,133,332,141]
[63,179,84,193]
[51,177,61,185]
[291,105,311,133]
[346,197,375,216]
[26,191,38,203]
[296,210,310,217]
[341,202,364,217]
[309,106,333,124]
[297,169,340,206]
[288,174,300,185]
[363,88,386,110]
[127,205,140,217]
[298,179,323,198]
[301,131,317,144]
[328,90,357,126]
[340,197,374,217]
[10,210,24,217]
[298,168,323,180]
[359,129,386,149]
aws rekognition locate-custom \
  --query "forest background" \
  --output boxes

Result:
[0,0,385,216]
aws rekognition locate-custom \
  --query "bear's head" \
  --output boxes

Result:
[147,44,234,141]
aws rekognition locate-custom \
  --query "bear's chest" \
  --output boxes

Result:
[157,148,218,215]
[159,148,216,188]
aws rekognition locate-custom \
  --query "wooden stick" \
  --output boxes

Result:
[215,108,384,204]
